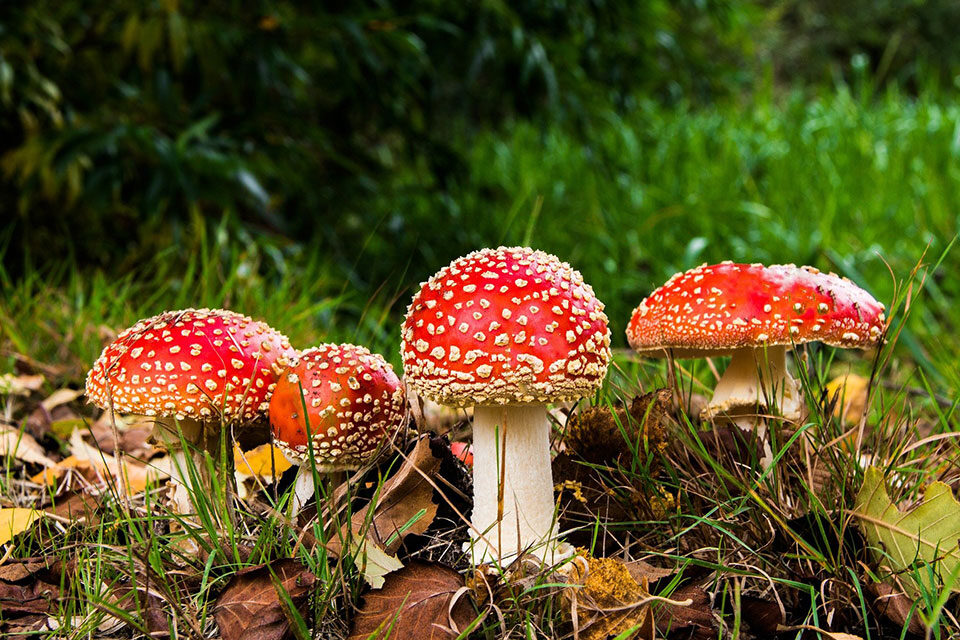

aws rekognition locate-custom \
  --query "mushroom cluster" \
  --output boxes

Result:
[83,251,888,570]
[402,246,611,563]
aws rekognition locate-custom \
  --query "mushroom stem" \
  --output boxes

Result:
[471,404,561,564]
[702,345,801,426]
[153,417,235,523]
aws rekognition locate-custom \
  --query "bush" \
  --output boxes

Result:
[0,1,754,274]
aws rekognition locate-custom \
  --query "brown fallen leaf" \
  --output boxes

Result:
[868,580,926,636]
[46,490,103,524]
[350,561,475,640]
[329,435,441,557]
[214,558,316,640]
[565,553,655,640]
[0,557,72,618]
[740,595,783,636]
[654,583,716,639]
[624,559,675,584]
[89,412,157,456]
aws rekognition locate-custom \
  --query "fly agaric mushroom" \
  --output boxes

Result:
[85,308,296,514]
[402,246,611,563]
[269,344,406,513]
[626,262,886,425]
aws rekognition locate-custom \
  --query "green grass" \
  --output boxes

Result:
[2,86,960,638]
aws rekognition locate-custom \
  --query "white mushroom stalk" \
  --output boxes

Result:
[701,345,801,427]
[471,405,558,562]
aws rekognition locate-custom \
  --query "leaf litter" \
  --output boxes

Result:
[2,326,960,640]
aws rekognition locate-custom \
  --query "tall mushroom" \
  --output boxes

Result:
[269,344,406,513]
[85,308,296,514]
[626,262,886,426]
[402,246,611,563]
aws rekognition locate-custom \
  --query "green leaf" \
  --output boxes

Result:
[854,466,960,597]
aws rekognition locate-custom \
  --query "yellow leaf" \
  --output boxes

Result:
[0,507,40,544]
[825,374,869,425]
[234,443,291,480]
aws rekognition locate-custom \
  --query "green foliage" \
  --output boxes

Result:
[0,0,754,274]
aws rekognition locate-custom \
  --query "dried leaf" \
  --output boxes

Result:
[0,373,44,396]
[565,553,655,640]
[625,559,675,584]
[0,557,71,617]
[867,580,926,636]
[350,561,475,640]
[363,435,441,554]
[40,388,83,412]
[655,583,716,639]
[46,491,102,523]
[777,625,864,640]
[31,430,168,494]
[0,428,56,467]
[855,465,960,596]
[87,413,158,459]
[214,558,316,640]
[825,374,869,425]
[0,508,40,544]
[329,435,441,558]
[739,595,783,636]
[357,542,405,589]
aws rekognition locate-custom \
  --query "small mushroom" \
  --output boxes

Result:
[269,344,406,514]
[402,246,611,564]
[627,262,886,426]
[85,308,296,515]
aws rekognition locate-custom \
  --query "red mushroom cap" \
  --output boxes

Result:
[627,262,887,356]
[85,308,296,423]
[269,344,405,471]
[402,246,611,407]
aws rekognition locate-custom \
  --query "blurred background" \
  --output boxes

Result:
[2,0,960,394]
